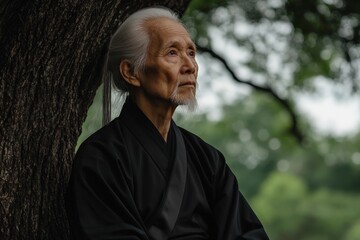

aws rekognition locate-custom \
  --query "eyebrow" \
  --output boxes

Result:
[164,40,196,51]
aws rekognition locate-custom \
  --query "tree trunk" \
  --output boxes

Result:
[0,0,191,239]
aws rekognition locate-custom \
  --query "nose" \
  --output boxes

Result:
[180,55,197,75]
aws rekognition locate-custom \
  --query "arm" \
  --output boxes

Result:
[66,143,149,240]
[212,152,269,240]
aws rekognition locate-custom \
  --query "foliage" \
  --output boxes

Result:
[184,0,360,93]
[345,220,360,240]
[253,173,360,240]
[252,172,308,239]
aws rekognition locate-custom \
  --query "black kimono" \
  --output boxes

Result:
[66,98,269,240]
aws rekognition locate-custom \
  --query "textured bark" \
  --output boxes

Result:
[0,0,191,239]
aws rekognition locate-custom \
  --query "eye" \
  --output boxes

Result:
[168,49,178,56]
[188,49,196,57]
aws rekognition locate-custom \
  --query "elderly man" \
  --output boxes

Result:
[66,7,269,240]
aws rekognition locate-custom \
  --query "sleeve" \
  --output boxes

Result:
[212,151,269,240]
[66,143,149,240]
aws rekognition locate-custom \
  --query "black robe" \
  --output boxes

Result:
[66,98,269,240]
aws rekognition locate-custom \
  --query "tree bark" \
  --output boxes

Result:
[0,0,191,239]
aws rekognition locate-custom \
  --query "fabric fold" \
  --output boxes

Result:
[148,125,188,239]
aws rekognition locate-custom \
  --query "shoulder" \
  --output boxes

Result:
[178,126,226,170]
[75,117,128,167]
[179,127,221,156]
[71,117,136,187]
[81,117,121,145]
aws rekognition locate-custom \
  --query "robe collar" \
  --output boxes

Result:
[119,97,175,176]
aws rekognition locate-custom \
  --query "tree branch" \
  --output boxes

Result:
[197,44,304,144]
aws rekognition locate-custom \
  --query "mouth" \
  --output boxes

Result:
[179,81,196,88]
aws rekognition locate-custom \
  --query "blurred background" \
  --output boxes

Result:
[78,0,360,239]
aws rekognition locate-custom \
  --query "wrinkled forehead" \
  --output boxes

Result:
[144,17,195,47]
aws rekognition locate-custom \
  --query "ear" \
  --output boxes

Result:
[119,60,141,87]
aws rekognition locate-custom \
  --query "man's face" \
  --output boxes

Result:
[138,18,198,109]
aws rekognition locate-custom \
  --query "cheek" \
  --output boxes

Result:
[142,66,165,86]
[143,65,159,77]
[165,67,181,82]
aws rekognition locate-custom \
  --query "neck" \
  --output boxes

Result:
[130,94,176,141]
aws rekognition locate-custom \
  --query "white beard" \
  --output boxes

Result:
[169,84,198,112]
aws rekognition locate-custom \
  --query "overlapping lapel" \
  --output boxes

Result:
[148,123,188,239]
[120,99,170,176]
[119,99,188,238]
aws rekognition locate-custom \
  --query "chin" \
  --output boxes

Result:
[170,94,197,112]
